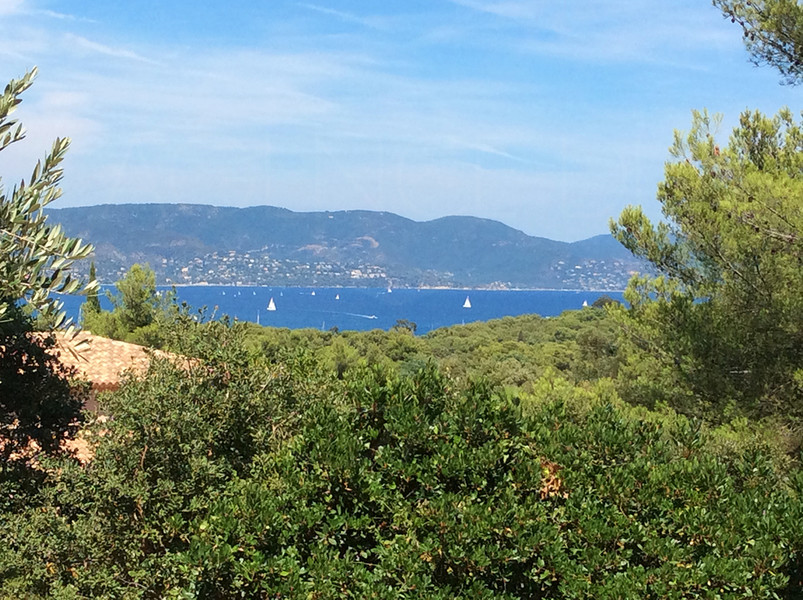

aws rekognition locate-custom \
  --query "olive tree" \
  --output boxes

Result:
[1,69,95,462]
[0,67,96,331]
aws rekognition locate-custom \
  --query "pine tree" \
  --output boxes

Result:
[84,262,101,315]
[612,108,803,417]
[714,0,803,85]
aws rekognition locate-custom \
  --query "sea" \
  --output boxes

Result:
[59,286,624,335]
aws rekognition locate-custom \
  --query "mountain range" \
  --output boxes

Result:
[48,203,645,290]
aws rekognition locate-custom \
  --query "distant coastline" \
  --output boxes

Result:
[130,283,628,293]
[50,203,645,292]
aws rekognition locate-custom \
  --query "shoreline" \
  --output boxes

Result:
[113,283,627,294]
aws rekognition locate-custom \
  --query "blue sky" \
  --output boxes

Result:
[0,0,798,241]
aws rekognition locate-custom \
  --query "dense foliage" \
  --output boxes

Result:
[2,320,802,598]
[243,308,619,390]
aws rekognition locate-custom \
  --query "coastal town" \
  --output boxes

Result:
[97,248,636,290]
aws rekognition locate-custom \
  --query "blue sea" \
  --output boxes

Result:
[60,286,624,335]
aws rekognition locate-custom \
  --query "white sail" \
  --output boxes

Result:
[582,300,588,307]
[267,297,277,311]
[335,293,340,300]
[463,296,471,309]
[311,290,316,296]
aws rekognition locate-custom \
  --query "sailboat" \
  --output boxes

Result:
[267,297,277,311]
[463,296,471,309]
[311,290,316,296]
[582,300,588,307]
[335,293,340,300]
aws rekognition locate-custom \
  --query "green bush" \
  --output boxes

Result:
[2,323,802,598]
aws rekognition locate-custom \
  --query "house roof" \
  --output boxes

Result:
[50,331,170,391]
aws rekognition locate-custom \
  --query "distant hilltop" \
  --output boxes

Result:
[48,203,645,290]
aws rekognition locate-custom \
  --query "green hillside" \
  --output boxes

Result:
[48,204,643,289]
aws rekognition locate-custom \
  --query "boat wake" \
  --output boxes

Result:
[302,308,379,320]
[344,312,378,320]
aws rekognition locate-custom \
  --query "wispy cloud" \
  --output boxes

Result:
[297,3,386,29]
[0,1,94,23]
[0,0,24,16]
[447,0,542,20]
[447,0,738,66]
[63,34,159,64]
[455,141,529,163]
[36,9,96,23]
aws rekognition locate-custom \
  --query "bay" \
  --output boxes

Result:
[60,286,624,335]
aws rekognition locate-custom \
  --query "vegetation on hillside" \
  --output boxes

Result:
[3,319,803,598]
[47,203,640,290]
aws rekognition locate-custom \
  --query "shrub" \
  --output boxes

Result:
[2,330,801,598]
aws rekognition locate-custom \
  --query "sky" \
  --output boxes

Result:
[0,0,799,241]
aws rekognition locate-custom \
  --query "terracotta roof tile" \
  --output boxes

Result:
[50,332,172,390]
